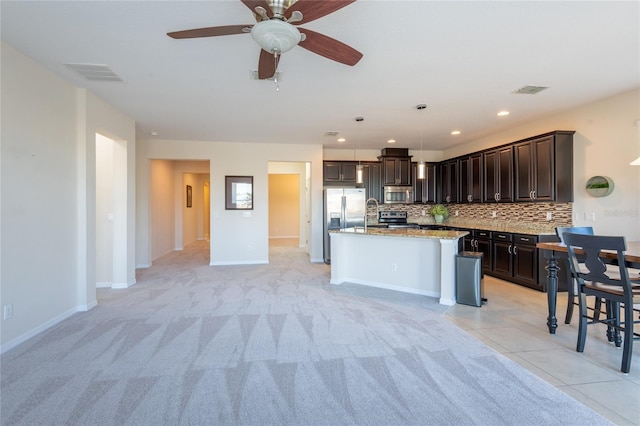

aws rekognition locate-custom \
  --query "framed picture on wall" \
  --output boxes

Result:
[225,176,253,210]
[186,185,192,208]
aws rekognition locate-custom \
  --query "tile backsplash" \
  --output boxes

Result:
[369,202,573,233]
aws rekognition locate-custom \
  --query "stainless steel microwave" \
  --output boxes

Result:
[383,186,414,204]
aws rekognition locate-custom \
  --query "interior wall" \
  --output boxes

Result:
[95,134,115,287]
[268,174,300,239]
[1,42,136,351]
[1,42,78,348]
[150,160,176,261]
[136,142,323,266]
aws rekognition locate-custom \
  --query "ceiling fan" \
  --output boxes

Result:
[167,0,363,80]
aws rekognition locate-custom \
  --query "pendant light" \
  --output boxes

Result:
[355,116,364,184]
[416,104,427,179]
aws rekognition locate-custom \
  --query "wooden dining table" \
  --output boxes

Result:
[536,240,640,334]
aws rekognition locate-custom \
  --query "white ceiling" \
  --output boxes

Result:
[1,1,638,151]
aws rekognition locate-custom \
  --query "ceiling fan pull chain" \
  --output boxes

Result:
[274,53,280,92]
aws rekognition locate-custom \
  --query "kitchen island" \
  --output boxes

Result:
[329,228,469,305]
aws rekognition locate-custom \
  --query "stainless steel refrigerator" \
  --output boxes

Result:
[323,187,366,263]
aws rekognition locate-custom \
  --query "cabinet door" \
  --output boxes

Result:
[460,154,482,203]
[341,163,357,183]
[438,160,458,203]
[484,147,513,202]
[475,238,492,275]
[412,162,437,203]
[513,243,538,288]
[532,136,554,201]
[397,158,411,185]
[514,142,534,201]
[492,241,512,278]
[383,158,398,185]
[497,146,514,202]
[363,162,383,202]
[324,162,342,182]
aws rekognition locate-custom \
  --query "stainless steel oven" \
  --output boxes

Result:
[383,186,414,204]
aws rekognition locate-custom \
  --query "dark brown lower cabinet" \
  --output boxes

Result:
[491,232,539,290]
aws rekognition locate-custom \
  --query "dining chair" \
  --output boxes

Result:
[555,226,596,324]
[563,233,640,373]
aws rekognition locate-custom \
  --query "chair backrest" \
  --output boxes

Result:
[555,226,594,244]
[563,233,633,297]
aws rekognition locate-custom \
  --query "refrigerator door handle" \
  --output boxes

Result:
[341,195,346,229]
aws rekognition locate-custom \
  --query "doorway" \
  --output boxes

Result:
[95,133,127,288]
[268,162,310,251]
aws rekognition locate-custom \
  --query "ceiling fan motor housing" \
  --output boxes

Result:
[251,20,302,54]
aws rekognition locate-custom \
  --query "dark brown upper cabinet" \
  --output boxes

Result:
[459,152,483,203]
[483,146,514,203]
[323,161,358,184]
[514,131,574,202]
[438,159,459,203]
[381,157,412,186]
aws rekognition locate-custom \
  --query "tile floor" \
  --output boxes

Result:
[444,275,639,425]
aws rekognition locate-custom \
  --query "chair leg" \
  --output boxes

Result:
[593,297,602,321]
[605,300,615,343]
[565,274,575,324]
[613,302,622,348]
[576,292,588,352]
[621,303,633,374]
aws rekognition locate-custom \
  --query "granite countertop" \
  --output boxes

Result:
[332,228,469,240]
[410,218,557,235]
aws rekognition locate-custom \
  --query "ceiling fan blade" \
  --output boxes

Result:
[167,24,251,39]
[298,28,362,66]
[241,0,273,19]
[258,49,280,79]
[285,0,356,25]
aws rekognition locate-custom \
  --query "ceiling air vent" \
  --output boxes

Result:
[64,63,124,82]
[512,85,548,94]
[324,131,339,137]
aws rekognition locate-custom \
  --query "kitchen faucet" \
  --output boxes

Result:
[364,197,379,232]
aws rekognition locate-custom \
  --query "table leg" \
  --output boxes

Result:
[545,254,558,334]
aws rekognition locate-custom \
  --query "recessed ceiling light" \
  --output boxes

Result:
[497,111,510,117]
[149,131,158,136]
[387,139,396,144]
[337,138,346,143]
[451,130,461,135]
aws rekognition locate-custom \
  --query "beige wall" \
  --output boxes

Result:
[269,174,300,239]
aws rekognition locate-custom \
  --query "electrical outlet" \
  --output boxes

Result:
[422,210,426,216]
[585,212,596,222]
[455,210,459,217]
[546,212,552,220]
[391,263,397,272]
[492,211,497,218]
[3,304,13,320]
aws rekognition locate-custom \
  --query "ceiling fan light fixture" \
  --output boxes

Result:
[251,19,301,54]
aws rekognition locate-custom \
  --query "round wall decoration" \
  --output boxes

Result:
[585,176,614,197]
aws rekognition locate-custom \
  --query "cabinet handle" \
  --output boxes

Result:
[496,192,501,201]
[467,194,472,202]
[532,190,536,199]
[508,244,512,254]
[513,245,518,255]
[446,195,451,203]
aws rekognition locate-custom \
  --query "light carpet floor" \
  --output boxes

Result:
[1,241,611,425]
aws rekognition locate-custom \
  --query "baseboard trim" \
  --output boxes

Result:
[0,304,88,354]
